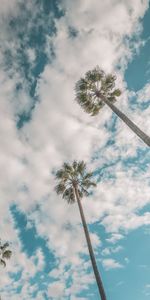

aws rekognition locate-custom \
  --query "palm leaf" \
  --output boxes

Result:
[111,88,121,97]
[55,183,66,195]
[77,161,86,176]
[91,104,104,116]
[83,172,93,180]
[2,250,12,259]
[73,160,78,171]
[81,187,89,197]
[0,242,9,251]
[82,179,96,189]
[75,78,88,92]
[56,169,65,179]
[63,187,75,204]
[0,259,6,267]
[102,74,116,92]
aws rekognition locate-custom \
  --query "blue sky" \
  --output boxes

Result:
[0,1,150,299]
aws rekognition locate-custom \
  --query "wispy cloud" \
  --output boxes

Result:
[102,258,123,270]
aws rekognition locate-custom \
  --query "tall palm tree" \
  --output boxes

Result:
[75,66,150,147]
[55,161,107,300]
[0,241,12,268]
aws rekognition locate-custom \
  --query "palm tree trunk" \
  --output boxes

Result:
[101,95,150,147]
[74,185,107,300]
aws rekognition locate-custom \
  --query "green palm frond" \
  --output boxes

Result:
[83,102,94,114]
[63,162,73,172]
[56,169,65,179]
[0,242,9,251]
[77,161,86,175]
[102,74,116,92]
[83,172,93,180]
[73,160,78,170]
[0,259,6,268]
[55,183,66,195]
[82,179,96,189]
[2,250,12,259]
[63,187,75,204]
[75,92,88,104]
[75,78,88,92]
[110,88,121,97]
[107,96,116,103]
[81,187,89,197]
[91,103,104,116]
[56,169,70,182]
[85,67,104,82]
[0,240,12,268]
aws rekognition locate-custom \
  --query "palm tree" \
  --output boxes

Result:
[55,161,107,300]
[75,66,150,147]
[0,241,12,268]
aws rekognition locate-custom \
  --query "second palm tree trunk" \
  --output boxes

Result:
[101,95,150,147]
[74,185,107,300]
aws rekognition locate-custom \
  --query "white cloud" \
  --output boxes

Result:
[102,258,123,270]
[137,82,150,101]
[106,233,124,244]
[0,0,20,16]
[48,281,65,299]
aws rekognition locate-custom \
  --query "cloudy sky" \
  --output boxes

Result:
[0,0,150,299]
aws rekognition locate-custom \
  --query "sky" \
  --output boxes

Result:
[0,0,150,299]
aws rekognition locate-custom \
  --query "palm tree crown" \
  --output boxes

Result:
[75,66,121,116]
[75,66,150,147]
[0,241,12,268]
[55,160,96,203]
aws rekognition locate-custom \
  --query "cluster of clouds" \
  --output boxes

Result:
[0,0,150,299]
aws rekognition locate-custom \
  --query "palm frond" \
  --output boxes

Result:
[77,161,86,176]
[2,250,12,260]
[75,78,88,92]
[91,103,104,115]
[63,162,73,175]
[81,187,89,197]
[0,242,9,251]
[63,187,75,204]
[83,172,93,180]
[102,74,116,91]
[75,92,88,104]
[82,179,97,189]
[56,169,70,182]
[83,102,94,114]
[55,183,66,195]
[73,160,78,171]
[0,259,6,268]
[111,88,121,97]
[85,67,104,83]
[56,169,65,179]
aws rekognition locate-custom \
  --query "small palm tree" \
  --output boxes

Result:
[75,66,150,147]
[0,241,12,268]
[55,161,107,300]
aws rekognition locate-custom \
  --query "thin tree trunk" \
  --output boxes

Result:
[74,185,107,300]
[101,94,150,147]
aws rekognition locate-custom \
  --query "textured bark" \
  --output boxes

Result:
[74,185,107,300]
[101,95,150,147]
